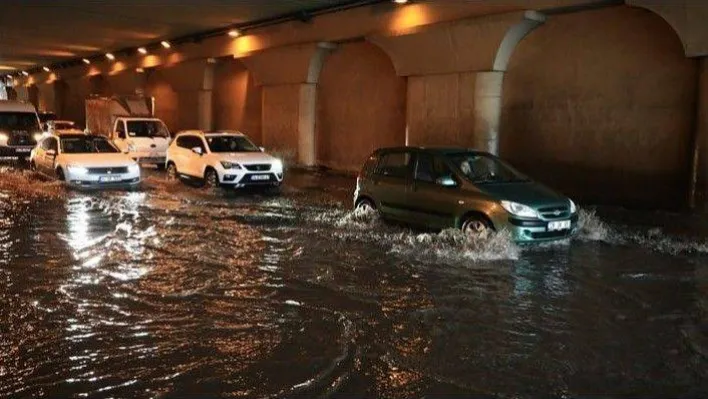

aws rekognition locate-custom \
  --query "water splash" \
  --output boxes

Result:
[575,209,611,242]
[0,167,65,201]
[390,228,520,262]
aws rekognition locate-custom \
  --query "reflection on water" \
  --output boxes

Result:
[0,168,707,397]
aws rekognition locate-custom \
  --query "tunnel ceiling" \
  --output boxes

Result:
[0,0,361,72]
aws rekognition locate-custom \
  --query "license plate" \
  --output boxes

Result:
[99,175,122,183]
[251,174,270,181]
[16,148,31,153]
[548,220,571,231]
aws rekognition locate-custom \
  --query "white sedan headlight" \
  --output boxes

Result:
[128,163,140,174]
[501,200,539,218]
[569,199,577,214]
[272,159,283,172]
[67,165,88,174]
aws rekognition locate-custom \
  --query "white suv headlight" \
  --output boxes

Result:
[569,199,577,214]
[67,165,88,174]
[500,200,539,218]
[220,161,242,170]
[128,163,140,174]
[272,159,283,172]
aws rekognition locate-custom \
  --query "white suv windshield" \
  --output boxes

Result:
[127,121,169,138]
[206,136,259,153]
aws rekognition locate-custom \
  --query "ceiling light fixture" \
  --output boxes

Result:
[136,67,145,73]
[43,66,50,72]
[138,47,148,55]
[393,0,408,3]
[21,71,29,76]
[228,29,240,38]
[161,41,171,49]
[106,53,115,61]
[82,58,91,64]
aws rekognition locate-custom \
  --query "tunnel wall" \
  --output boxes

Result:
[406,72,478,148]
[212,59,263,144]
[260,84,301,162]
[500,6,697,208]
[316,41,406,171]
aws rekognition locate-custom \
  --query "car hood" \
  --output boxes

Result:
[60,153,136,167]
[213,152,278,164]
[477,181,568,208]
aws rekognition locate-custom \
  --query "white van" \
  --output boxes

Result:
[0,100,43,159]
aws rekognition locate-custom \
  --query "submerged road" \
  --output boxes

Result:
[0,165,707,398]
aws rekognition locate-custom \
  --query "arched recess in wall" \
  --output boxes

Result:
[316,41,406,171]
[144,68,179,133]
[212,57,263,144]
[500,5,696,209]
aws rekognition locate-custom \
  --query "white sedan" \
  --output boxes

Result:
[31,133,141,189]
[166,130,283,190]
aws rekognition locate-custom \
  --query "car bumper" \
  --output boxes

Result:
[65,170,141,189]
[128,151,166,165]
[217,170,284,187]
[0,145,34,157]
[498,214,580,243]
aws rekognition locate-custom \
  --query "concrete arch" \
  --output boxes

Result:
[627,0,708,58]
[500,5,696,208]
[316,40,406,171]
[492,10,546,72]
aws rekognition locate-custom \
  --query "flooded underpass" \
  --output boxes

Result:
[1,166,707,398]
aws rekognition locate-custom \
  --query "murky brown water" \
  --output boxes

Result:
[0,165,707,398]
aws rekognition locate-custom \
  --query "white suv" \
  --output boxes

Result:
[166,130,284,190]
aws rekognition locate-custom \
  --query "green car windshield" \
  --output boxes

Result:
[448,152,529,184]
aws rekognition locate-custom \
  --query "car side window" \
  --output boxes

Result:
[375,151,414,179]
[176,136,189,148]
[415,154,455,184]
[115,121,126,139]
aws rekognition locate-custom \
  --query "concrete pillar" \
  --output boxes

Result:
[473,71,504,154]
[693,57,708,209]
[298,83,317,165]
[241,43,332,166]
[198,61,215,131]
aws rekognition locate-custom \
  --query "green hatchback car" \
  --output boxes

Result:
[353,147,579,242]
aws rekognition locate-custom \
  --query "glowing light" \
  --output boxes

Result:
[21,71,29,76]
[105,53,115,61]
[160,41,171,49]
[82,58,91,64]
[137,47,147,55]
[42,66,50,72]
[228,29,240,38]
[136,68,144,73]
[393,0,408,3]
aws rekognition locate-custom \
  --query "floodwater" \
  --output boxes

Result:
[0,165,707,398]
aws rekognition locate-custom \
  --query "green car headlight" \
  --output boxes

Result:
[569,199,577,214]
[501,200,539,218]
